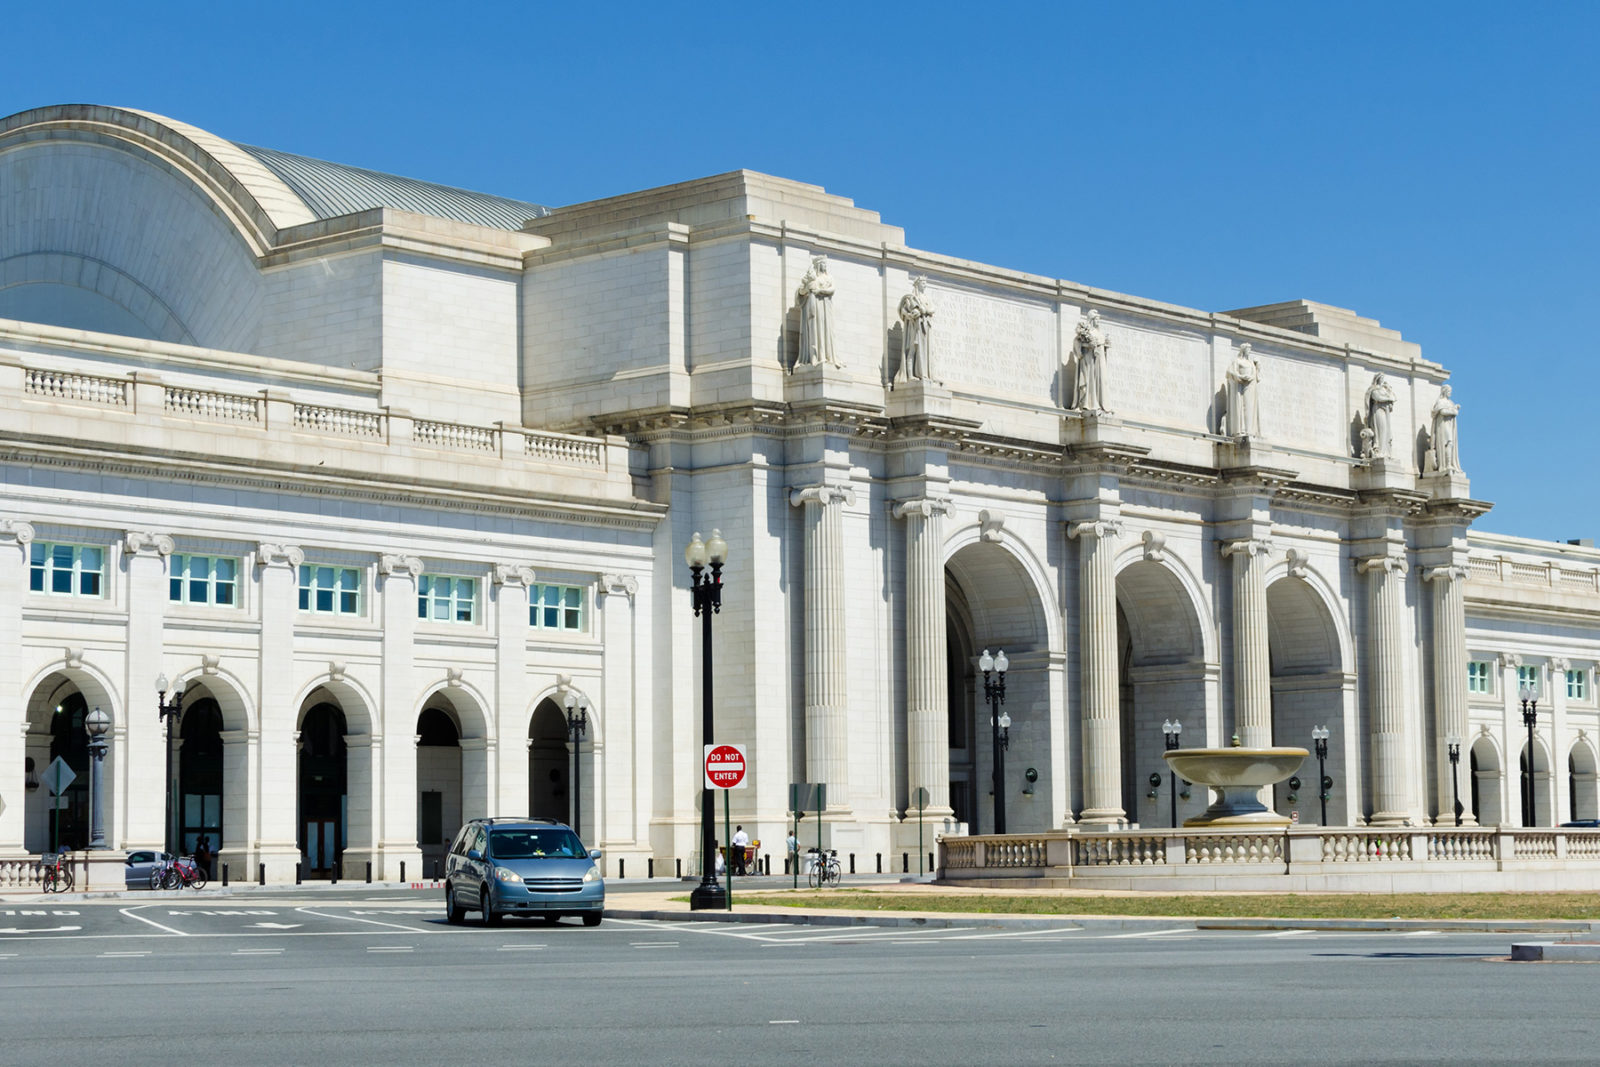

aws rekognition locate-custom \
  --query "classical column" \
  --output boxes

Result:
[124,531,174,849]
[1069,519,1125,825]
[257,542,305,880]
[1550,656,1571,826]
[1426,565,1474,825]
[377,553,423,880]
[790,484,855,805]
[1359,551,1411,825]
[492,565,534,819]
[0,520,33,856]
[599,573,641,848]
[1222,538,1274,748]
[894,497,955,817]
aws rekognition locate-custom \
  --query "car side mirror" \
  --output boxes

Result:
[466,848,482,862]
[126,857,135,866]
[588,849,602,861]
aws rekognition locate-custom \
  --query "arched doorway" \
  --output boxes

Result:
[1470,737,1501,825]
[528,700,568,823]
[298,702,347,877]
[43,694,90,851]
[944,540,1054,834]
[1520,739,1551,826]
[1265,575,1347,823]
[23,671,117,853]
[1114,559,1210,827]
[1570,744,1598,823]
[179,699,224,858]
[416,705,461,874]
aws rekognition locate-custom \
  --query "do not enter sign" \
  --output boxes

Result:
[704,744,748,790]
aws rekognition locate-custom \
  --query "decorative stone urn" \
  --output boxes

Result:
[1162,747,1309,827]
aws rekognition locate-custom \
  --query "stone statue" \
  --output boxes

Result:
[896,276,936,383]
[1430,384,1460,474]
[795,255,838,368]
[1224,342,1262,439]
[1361,372,1396,459]
[1071,310,1111,414]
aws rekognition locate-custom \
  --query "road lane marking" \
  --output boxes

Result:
[1097,929,1192,939]
[120,906,189,936]
[296,907,431,932]
[366,945,413,953]
[247,922,303,929]
[631,941,678,948]
[0,926,81,934]
[98,951,150,958]
[497,944,546,951]
[769,1020,800,1025]
[232,948,284,956]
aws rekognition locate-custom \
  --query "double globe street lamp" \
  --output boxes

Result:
[685,530,729,911]
[1520,685,1540,826]
[85,706,111,850]
[1311,725,1331,826]
[563,692,590,840]
[979,649,1010,835]
[1161,719,1183,827]
[1446,733,1464,827]
[156,673,186,857]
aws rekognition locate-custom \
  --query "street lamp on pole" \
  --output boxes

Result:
[85,706,110,850]
[1162,719,1182,827]
[686,529,729,911]
[1446,733,1464,827]
[979,649,1010,835]
[563,692,589,840]
[155,674,185,857]
[1311,725,1330,827]
[1520,685,1540,826]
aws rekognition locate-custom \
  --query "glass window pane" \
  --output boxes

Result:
[170,577,183,601]
[52,569,73,593]
[316,589,333,612]
[215,559,235,581]
[298,588,310,610]
[340,590,357,614]
[317,566,334,588]
[30,544,43,565]
[190,579,209,603]
[216,582,234,606]
[80,547,102,571]
[79,571,100,596]
[29,567,43,592]
[52,545,73,569]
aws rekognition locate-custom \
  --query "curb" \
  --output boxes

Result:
[1511,941,1600,961]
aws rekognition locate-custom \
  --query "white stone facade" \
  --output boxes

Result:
[1,105,1596,881]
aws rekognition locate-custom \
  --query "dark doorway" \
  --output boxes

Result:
[416,706,461,873]
[298,703,347,877]
[180,700,224,857]
[47,694,90,851]
[528,701,567,822]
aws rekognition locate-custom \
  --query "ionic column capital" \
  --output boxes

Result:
[124,531,175,558]
[1550,657,1572,675]
[1068,519,1124,542]
[790,483,856,509]
[257,542,305,569]
[492,563,536,588]
[599,573,639,599]
[892,497,953,521]
[1498,651,1522,669]
[1423,564,1469,584]
[379,553,423,579]
[1357,552,1409,576]
[1220,537,1274,559]
[0,518,35,547]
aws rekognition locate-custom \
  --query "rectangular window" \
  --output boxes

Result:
[1569,669,1589,701]
[417,575,476,624]
[297,564,363,616]
[1467,661,1491,694]
[28,542,104,597]
[169,554,238,606]
[1517,664,1540,697]
[530,583,584,631]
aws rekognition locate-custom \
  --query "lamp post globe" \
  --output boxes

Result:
[84,706,111,850]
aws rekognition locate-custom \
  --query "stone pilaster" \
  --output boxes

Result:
[790,484,855,808]
[598,572,640,847]
[1426,565,1474,825]
[1550,656,1571,825]
[256,542,304,880]
[1222,538,1274,748]
[377,554,423,879]
[124,531,174,849]
[492,564,534,820]
[1069,518,1125,826]
[893,497,954,817]
[1359,551,1410,825]
[0,520,33,856]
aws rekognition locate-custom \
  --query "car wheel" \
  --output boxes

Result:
[445,884,465,925]
[582,913,602,928]
[149,870,164,891]
[480,889,501,927]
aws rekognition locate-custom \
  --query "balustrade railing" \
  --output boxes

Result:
[0,857,46,891]
[165,386,261,423]
[985,837,1049,868]
[415,419,497,452]
[526,430,605,467]
[1187,834,1282,864]
[25,368,128,406]
[1075,834,1167,867]
[1425,830,1497,861]
[293,403,384,438]
[1321,831,1412,862]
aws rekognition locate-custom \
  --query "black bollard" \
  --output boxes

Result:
[676,858,682,878]
[222,863,229,887]
[433,859,441,880]
[876,853,882,874]
[295,862,302,885]
[849,853,856,874]
[903,852,909,873]
[366,862,372,884]
[400,861,406,883]
[259,863,265,886]
[764,854,770,875]
[648,857,654,879]
[928,852,934,874]
[618,859,625,880]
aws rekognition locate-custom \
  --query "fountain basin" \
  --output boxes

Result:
[1162,747,1309,827]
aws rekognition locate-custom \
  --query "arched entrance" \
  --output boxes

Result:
[528,700,568,823]
[298,702,347,877]
[1470,737,1502,826]
[1114,559,1210,827]
[1520,739,1551,826]
[178,699,224,858]
[1265,575,1348,823]
[1570,743,1598,823]
[944,540,1054,834]
[35,693,91,851]
[416,705,461,874]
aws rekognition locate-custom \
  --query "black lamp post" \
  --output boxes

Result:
[686,530,729,911]
[980,649,1010,835]
[563,692,589,840]
[1311,725,1330,826]
[1446,733,1463,827]
[85,706,110,850]
[1162,719,1182,827]
[156,673,185,857]
[1520,685,1540,826]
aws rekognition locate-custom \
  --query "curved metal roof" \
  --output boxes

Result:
[235,143,552,231]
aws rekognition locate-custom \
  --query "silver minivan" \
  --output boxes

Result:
[444,817,604,926]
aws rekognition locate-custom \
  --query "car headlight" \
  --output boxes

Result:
[583,865,601,884]
[495,867,523,883]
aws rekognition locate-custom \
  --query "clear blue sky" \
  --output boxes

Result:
[6,2,1595,541]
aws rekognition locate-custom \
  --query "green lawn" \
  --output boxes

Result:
[729,890,1600,920]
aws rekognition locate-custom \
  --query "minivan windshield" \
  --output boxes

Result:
[489,828,588,860]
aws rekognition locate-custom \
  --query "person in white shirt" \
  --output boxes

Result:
[731,825,749,875]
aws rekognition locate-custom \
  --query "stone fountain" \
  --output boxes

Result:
[1163,745,1309,827]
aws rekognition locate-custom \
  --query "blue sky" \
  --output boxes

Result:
[6,2,1595,540]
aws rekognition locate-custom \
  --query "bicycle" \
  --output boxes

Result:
[805,847,841,889]
[150,855,207,891]
[40,853,74,894]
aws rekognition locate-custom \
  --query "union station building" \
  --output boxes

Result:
[1,104,1596,881]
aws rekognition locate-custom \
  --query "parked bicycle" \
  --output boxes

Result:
[805,847,841,889]
[150,855,207,891]
[40,852,73,893]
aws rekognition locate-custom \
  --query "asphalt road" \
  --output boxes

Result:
[1,887,1595,1065]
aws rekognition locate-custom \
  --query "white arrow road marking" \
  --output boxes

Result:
[247,922,303,929]
[0,926,82,934]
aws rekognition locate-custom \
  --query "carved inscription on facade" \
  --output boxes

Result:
[1261,356,1345,453]
[931,288,1055,398]
[1107,325,1210,425]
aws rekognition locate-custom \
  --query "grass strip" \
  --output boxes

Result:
[730,891,1600,920]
